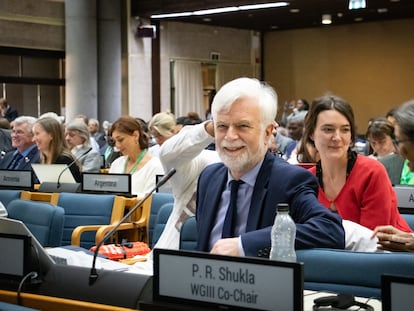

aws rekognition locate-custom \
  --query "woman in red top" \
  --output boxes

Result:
[301,94,411,232]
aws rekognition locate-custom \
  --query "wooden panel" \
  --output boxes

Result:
[0,290,137,311]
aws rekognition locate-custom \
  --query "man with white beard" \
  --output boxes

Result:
[195,77,345,257]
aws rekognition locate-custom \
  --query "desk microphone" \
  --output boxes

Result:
[89,168,176,285]
[57,147,92,188]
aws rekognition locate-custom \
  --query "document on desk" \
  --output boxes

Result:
[46,247,152,275]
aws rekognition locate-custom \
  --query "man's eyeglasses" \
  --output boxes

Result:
[11,130,28,136]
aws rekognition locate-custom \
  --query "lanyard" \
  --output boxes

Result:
[123,149,147,174]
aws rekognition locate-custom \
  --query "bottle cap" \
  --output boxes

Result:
[277,203,289,212]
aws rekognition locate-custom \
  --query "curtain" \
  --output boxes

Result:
[173,60,204,118]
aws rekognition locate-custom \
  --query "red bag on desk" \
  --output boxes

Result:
[89,242,151,261]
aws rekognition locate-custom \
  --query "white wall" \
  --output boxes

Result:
[127,21,258,121]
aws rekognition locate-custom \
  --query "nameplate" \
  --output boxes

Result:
[82,173,131,195]
[155,174,173,193]
[0,169,32,190]
[394,185,414,210]
[153,249,303,311]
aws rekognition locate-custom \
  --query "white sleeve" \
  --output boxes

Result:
[0,201,8,217]
[159,122,215,170]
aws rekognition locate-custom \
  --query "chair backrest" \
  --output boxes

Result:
[148,192,174,246]
[0,189,21,207]
[52,192,120,249]
[6,199,65,247]
[0,301,40,311]
[402,214,414,231]
[152,202,174,248]
[179,216,198,251]
[21,191,54,203]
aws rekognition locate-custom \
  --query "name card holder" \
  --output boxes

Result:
[141,249,304,311]
[0,169,33,190]
[394,185,414,213]
[82,172,132,196]
[0,232,31,280]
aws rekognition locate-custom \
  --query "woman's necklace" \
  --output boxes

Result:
[123,149,147,174]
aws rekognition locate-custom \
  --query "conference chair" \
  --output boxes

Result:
[179,216,198,251]
[112,192,175,246]
[20,190,55,203]
[0,301,40,311]
[402,214,414,231]
[6,199,65,247]
[151,202,174,248]
[147,192,174,247]
[0,189,21,207]
[50,192,127,249]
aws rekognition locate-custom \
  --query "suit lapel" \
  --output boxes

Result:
[199,166,228,249]
[246,152,275,231]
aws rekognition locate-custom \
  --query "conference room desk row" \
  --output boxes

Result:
[0,289,382,311]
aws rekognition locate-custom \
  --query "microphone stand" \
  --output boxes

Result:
[89,168,176,285]
[57,147,93,188]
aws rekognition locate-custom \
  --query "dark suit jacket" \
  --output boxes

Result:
[3,106,18,122]
[196,151,345,257]
[0,129,12,153]
[0,146,40,170]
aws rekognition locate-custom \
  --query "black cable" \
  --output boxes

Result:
[17,271,38,305]
[30,243,43,283]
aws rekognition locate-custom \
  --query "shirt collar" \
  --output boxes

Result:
[227,158,264,188]
[18,144,37,157]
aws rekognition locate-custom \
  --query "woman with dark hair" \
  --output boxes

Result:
[32,117,81,182]
[366,117,397,159]
[109,116,164,196]
[302,94,411,232]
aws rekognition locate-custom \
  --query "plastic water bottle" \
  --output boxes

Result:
[270,203,297,262]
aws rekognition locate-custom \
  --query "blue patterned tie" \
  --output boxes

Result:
[8,153,23,170]
[222,180,244,238]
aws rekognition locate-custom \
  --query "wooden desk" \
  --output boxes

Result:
[0,290,137,311]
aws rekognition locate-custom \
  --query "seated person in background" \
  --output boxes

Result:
[366,117,397,159]
[0,116,40,170]
[285,115,306,163]
[148,112,176,157]
[32,117,82,182]
[153,118,221,251]
[274,126,294,157]
[65,120,101,173]
[373,99,414,251]
[88,118,106,149]
[0,98,18,122]
[196,78,345,257]
[109,116,164,197]
[380,152,414,185]
[302,94,411,232]
[0,119,12,155]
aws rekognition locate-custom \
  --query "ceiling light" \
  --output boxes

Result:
[151,2,289,19]
[322,14,332,25]
[348,0,366,10]
[151,12,192,19]
[194,7,238,16]
[239,2,289,10]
